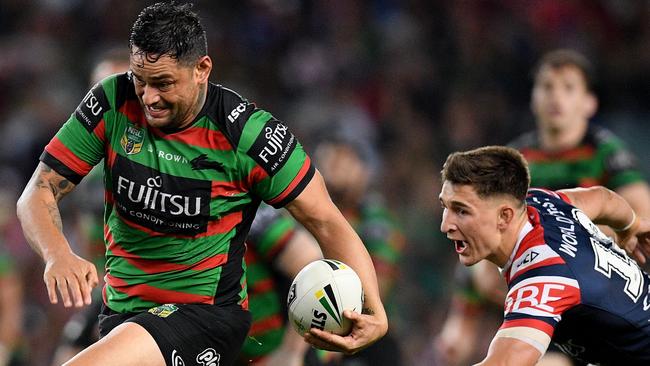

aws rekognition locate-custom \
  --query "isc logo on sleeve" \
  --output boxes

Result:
[504,276,580,318]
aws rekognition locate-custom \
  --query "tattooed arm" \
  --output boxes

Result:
[16,162,99,308]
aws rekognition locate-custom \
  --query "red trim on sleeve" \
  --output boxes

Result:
[556,191,572,204]
[267,157,312,205]
[45,137,93,176]
[500,318,555,337]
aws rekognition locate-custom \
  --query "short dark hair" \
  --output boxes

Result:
[441,146,531,204]
[533,49,595,92]
[129,2,207,65]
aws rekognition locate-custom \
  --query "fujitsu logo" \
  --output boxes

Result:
[258,123,290,163]
[116,175,202,216]
[81,90,103,116]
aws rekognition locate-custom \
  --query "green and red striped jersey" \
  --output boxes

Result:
[40,73,315,313]
[241,204,296,360]
[509,125,645,190]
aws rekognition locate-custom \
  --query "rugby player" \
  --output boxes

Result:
[439,145,650,365]
[16,2,387,365]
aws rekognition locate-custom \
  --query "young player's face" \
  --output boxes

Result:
[439,181,502,266]
[531,65,595,133]
[129,47,210,130]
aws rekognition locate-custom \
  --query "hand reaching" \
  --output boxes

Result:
[43,250,99,308]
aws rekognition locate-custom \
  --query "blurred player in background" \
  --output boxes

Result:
[238,204,322,366]
[434,49,650,366]
[0,189,24,366]
[17,2,387,365]
[439,146,650,365]
[311,137,405,366]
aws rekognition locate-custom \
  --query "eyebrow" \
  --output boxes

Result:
[129,70,174,81]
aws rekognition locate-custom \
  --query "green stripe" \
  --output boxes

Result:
[248,291,282,321]
[241,328,284,358]
[256,217,295,258]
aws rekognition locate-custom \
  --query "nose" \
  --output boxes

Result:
[440,209,456,234]
[140,85,160,106]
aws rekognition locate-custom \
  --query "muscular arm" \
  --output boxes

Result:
[475,337,541,366]
[16,162,98,307]
[285,170,388,353]
[616,181,650,218]
[559,185,650,262]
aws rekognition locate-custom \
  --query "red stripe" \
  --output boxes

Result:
[265,230,294,260]
[93,120,106,143]
[105,273,214,304]
[268,157,312,205]
[500,318,555,337]
[112,209,242,239]
[250,278,275,293]
[118,100,147,127]
[246,165,269,188]
[211,180,246,198]
[106,230,227,274]
[510,256,566,281]
[45,137,93,176]
[150,126,233,150]
[249,314,283,335]
[106,143,118,169]
[521,146,595,163]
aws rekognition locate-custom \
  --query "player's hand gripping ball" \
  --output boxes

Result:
[287,259,363,336]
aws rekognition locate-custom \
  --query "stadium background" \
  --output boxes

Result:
[0,0,648,364]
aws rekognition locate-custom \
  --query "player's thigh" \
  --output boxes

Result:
[63,322,164,366]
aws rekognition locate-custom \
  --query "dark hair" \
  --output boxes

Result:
[129,2,207,65]
[533,49,595,92]
[441,146,530,204]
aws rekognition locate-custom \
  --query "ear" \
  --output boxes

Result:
[584,93,597,119]
[195,55,212,83]
[497,204,516,231]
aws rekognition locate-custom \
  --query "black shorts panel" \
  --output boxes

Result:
[99,303,251,366]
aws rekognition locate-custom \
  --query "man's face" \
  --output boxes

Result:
[531,65,595,133]
[129,46,208,130]
[439,181,502,266]
[316,143,369,208]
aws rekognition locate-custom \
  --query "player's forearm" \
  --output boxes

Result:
[17,177,73,262]
[562,186,636,231]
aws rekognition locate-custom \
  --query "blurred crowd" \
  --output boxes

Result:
[0,0,649,365]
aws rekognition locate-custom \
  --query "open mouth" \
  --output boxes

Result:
[454,240,468,254]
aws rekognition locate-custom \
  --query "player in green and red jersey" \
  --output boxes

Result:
[313,138,405,366]
[238,203,322,366]
[435,49,650,366]
[16,3,387,366]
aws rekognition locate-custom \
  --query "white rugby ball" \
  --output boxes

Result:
[287,259,363,336]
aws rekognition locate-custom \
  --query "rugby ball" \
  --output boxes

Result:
[287,259,363,336]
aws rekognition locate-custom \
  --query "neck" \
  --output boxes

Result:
[538,120,588,152]
[491,208,529,268]
[178,84,208,130]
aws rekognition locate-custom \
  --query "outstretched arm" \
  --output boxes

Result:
[285,170,388,354]
[475,337,541,366]
[16,162,98,308]
[559,186,650,263]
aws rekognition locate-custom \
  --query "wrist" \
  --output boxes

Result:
[614,211,639,234]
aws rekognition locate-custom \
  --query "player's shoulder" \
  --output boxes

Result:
[507,130,539,150]
[202,83,266,148]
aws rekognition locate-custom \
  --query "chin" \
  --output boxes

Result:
[458,255,480,267]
